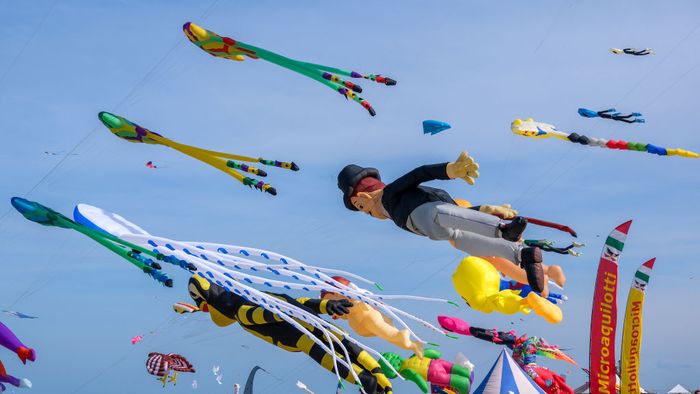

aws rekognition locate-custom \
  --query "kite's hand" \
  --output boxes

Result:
[326,299,353,316]
[446,151,479,185]
[479,204,518,219]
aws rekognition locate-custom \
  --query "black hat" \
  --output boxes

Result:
[337,164,381,211]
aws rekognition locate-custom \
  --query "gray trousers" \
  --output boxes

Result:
[406,201,522,263]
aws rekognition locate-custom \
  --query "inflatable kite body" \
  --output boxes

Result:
[438,316,575,394]
[99,112,298,195]
[0,322,35,392]
[146,352,195,386]
[423,120,452,135]
[183,22,396,116]
[511,118,699,158]
[13,198,454,394]
[379,349,474,394]
[578,108,644,124]
[610,48,653,56]
[321,276,425,357]
[452,257,563,323]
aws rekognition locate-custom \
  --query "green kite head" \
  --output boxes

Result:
[98,111,161,144]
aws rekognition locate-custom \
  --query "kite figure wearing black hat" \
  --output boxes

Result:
[337,152,546,292]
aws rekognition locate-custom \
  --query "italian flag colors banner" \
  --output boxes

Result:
[620,258,656,394]
[589,220,632,394]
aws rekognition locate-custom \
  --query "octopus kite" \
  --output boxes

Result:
[146,352,195,387]
[0,321,34,392]
[183,22,396,116]
[12,198,453,394]
[512,118,699,158]
[98,111,298,196]
[438,316,575,394]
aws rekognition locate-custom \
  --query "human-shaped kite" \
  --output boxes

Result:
[378,349,474,394]
[320,276,425,357]
[578,108,644,124]
[610,48,653,56]
[337,152,548,292]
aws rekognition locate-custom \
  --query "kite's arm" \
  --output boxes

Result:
[384,163,451,196]
[401,368,429,393]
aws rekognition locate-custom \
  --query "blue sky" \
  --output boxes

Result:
[1,0,699,393]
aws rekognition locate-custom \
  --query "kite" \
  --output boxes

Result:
[1,311,37,320]
[296,381,316,394]
[423,120,452,135]
[192,380,198,389]
[578,108,644,124]
[511,118,699,158]
[131,335,144,345]
[145,161,158,169]
[438,316,575,394]
[378,349,474,394]
[610,48,653,56]
[173,302,199,314]
[182,22,396,117]
[234,383,240,394]
[146,352,195,387]
[11,197,176,288]
[98,111,299,196]
[14,199,455,394]
[320,276,431,357]
[0,321,35,392]
[524,240,584,257]
[452,256,564,324]
[243,366,266,394]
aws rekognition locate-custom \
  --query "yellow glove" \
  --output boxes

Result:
[479,204,518,219]
[446,151,480,185]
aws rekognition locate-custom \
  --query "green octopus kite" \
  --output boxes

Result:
[183,22,396,116]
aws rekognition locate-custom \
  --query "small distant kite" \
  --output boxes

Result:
[422,120,452,135]
[296,381,316,394]
[173,302,199,314]
[183,22,396,116]
[146,352,195,387]
[145,161,158,169]
[131,335,144,345]
[2,311,38,320]
[578,108,644,124]
[99,111,299,196]
[610,48,653,56]
[511,118,699,158]
[192,380,198,389]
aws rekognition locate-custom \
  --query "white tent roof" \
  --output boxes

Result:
[474,349,545,394]
[668,384,690,394]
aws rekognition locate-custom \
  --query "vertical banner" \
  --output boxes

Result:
[620,258,655,394]
[589,221,632,394]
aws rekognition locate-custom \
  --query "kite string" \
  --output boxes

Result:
[0,0,222,229]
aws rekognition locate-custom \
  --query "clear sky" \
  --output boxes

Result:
[1,1,699,393]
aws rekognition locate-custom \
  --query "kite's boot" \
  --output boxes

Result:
[499,216,528,242]
[359,370,378,394]
[520,247,545,293]
[19,378,32,389]
[16,347,35,364]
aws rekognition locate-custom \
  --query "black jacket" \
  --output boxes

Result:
[381,163,457,231]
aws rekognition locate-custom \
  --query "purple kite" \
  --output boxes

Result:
[0,321,35,391]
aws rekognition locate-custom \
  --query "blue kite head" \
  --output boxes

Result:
[577,108,598,118]
[11,197,70,228]
[422,120,452,135]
